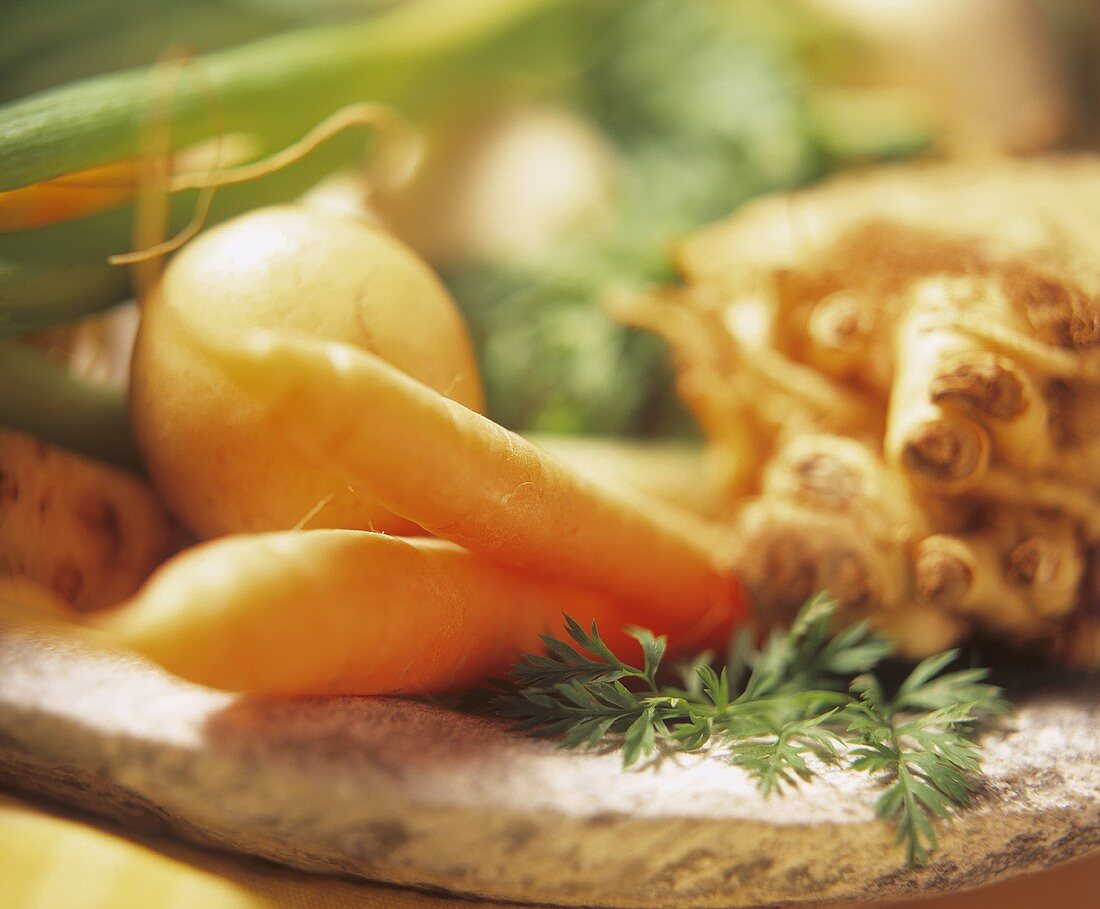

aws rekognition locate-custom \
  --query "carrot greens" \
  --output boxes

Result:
[488,593,1009,868]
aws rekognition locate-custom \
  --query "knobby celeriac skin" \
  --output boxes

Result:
[617,158,1100,666]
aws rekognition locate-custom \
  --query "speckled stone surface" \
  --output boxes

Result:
[1,614,1098,908]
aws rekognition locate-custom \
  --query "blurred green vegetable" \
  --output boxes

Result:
[0,0,296,104]
[450,0,931,437]
[0,341,137,467]
[0,137,356,336]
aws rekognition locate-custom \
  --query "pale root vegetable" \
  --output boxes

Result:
[298,107,617,266]
[1063,618,1100,668]
[605,288,770,499]
[886,277,1058,489]
[607,285,874,501]
[200,330,742,644]
[758,434,924,541]
[914,533,1038,638]
[1040,384,1100,490]
[99,530,640,696]
[929,349,1052,470]
[913,504,1084,641]
[805,0,1069,153]
[732,499,887,622]
[803,290,889,386]
[913,534,981,607]
[975,470,1100,542]
[0,429,178,611]
[1007,532,1084,619]
[130,205,485,538]
[874,605,970,660]
[609,286,871,437]
[370,106,618,263]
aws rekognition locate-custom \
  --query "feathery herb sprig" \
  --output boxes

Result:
[845,652,1010,865]
[487,593,1009,867]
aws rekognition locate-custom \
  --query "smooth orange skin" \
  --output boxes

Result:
[130,205,484,538]
[212,332,746,647]
[101,531,642,696]
[0,160,138,232]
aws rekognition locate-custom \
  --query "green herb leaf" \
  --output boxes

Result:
[843,650,1009,866]
[483,593,1008,870]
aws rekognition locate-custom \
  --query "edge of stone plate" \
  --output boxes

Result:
[1,615,1098,908]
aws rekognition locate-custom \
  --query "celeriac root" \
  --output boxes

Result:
[621,158,1100,664]
[912,509,1083,641]
[803,290,890,386]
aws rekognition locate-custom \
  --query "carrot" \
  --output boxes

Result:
[0,159,139,233]
[529,433,723,518]
[0,136,258,233]
[199,330,742,646]
[98,530,639,696]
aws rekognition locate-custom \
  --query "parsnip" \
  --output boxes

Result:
[731,435,927,628]
[929,350,1053,472]
[913,533,1039,638]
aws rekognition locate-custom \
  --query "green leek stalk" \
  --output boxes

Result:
[0,0,600,336]
[0,341,138,467]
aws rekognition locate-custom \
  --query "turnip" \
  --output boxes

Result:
[130,204,484,537]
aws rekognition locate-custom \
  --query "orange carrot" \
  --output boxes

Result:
[99,530,641,696]
[0,136,258,232]
[204,331,744,646]
[0,161,140,232]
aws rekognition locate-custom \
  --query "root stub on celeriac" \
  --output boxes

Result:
[616,157,1100,664]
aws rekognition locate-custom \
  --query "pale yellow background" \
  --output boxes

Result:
[2,790,1096,909]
